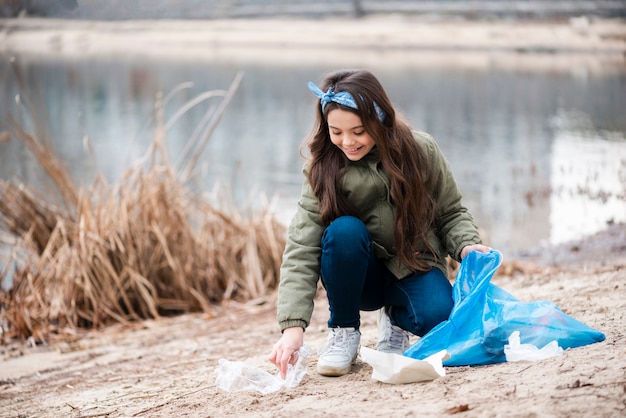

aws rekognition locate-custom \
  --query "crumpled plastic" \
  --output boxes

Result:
[215,346,310,394]
[360,347,448,384]
[504,331,563,362]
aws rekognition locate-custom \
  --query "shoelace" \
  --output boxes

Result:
[319,328,355,355]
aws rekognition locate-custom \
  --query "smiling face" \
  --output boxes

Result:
[327,108,375,161]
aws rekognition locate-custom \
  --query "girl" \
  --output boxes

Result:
[269,69,490,378]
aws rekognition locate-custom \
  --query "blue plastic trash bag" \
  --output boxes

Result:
[404,250,605,366]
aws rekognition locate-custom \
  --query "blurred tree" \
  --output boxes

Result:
[2,1,625,20]
[58,0,78,10]
[1,0,77,17]
[352,0,364,17]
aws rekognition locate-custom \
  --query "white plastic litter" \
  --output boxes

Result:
[504,331,564,362]
[359,347,448,384]
[215,346,310,394]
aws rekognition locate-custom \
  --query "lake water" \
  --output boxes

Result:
[1,52,625,258]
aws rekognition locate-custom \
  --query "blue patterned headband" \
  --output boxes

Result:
[307,81,386,123]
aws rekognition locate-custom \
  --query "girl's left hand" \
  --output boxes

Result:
[460,244,492,260]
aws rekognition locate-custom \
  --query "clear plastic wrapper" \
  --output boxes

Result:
[215,346,310,394]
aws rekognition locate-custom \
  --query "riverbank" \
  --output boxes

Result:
[1,223,625,417]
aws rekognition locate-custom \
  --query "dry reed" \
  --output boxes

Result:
[0,68,286,342]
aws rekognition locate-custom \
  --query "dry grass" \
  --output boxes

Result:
[0,69,286,342]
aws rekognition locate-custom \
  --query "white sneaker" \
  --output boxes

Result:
[317,327,361,377]
[376,308,411,355]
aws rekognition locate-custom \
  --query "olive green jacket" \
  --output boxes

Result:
[277,131,481,332]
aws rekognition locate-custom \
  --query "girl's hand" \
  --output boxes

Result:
[269,326,304,379]
[460,244,492,260]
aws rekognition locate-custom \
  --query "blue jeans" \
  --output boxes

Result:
[320,216,453,336]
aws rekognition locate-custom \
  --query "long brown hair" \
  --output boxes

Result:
[304,69,436,271]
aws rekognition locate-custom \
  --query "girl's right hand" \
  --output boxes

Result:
[269,326,304,379]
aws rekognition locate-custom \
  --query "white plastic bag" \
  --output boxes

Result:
[504,331,563,362]
[360,347,448,384]
[215,346,310,394]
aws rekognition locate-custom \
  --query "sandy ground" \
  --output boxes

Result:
[0,221,624,418]
[0,15,625,418]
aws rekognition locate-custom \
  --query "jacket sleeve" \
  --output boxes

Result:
[276,164,325,331]
[420,132,482,261]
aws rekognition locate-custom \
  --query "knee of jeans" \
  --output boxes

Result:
[322,216,369,248]
[394,305,452,337]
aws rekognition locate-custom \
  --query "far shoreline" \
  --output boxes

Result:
[0,16,625,70]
